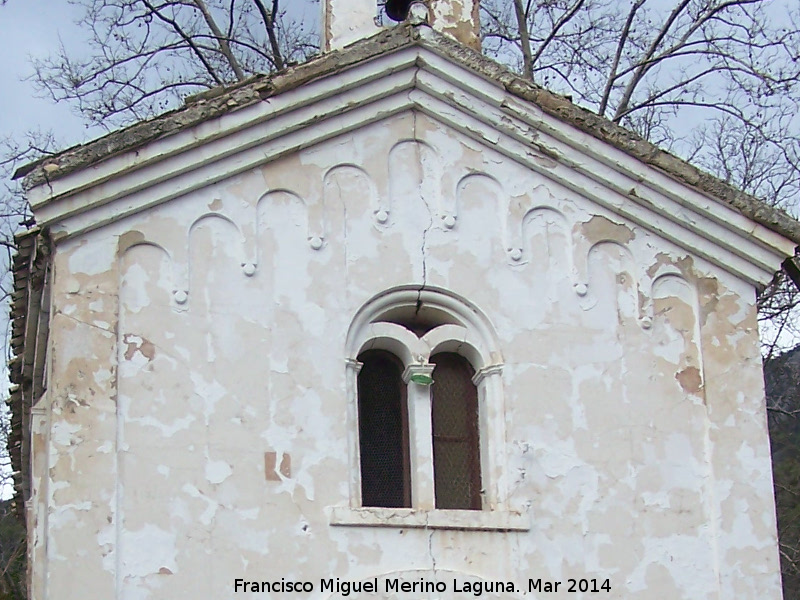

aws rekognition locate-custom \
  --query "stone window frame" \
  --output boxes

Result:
[329,286,529,531]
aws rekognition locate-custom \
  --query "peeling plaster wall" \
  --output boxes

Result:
[35,111,781,599]
[322,0,380,52]
[321,1,480,52]
[429,0,481,50]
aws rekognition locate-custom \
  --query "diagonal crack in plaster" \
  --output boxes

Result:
[57,310,115,335]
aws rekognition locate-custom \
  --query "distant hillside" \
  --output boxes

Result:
[765,344,800,598]
[766,345,800,459]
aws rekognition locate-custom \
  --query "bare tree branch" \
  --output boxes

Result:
[512,0,533,79]
[529,0,585,72]
[29,0,316,126]
[190,0,246,80]
[251,0,285,70]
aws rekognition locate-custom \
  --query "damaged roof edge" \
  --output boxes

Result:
[13,22,800,246]
[7,227,49,523]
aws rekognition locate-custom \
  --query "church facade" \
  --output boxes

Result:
[9,1,800,598]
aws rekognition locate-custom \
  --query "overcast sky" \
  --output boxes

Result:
[0,1,321,151]
[0,2,103,148]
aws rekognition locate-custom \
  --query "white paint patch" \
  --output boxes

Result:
[270,355,289,374]
[205,459,233,484]
[189,372,227,422]
[653,326,685,364]
[94,367,114,385]
[97,523,116,571]
[641,490,671,509]
[730,499,758,549]
[300,302,327,337]
[130,414,196,437]
[173,344,191,362]
[239,507,259,520]
[536,439,583,479]
[121,263,152,313]
[182,484,219,525]
[51,420,82,447]
[122,524,177,577]
[570,400,587,430]
[67,237,115,275]
[49,501,92,535]
[119,348,150,378]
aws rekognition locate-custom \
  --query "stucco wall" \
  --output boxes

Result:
[34,111,781,599]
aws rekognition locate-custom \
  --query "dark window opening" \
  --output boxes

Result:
[431,353,482,510]
[357,349,411,508]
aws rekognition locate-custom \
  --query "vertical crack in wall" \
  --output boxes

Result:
[412,108,433,316]
[425,512,438,577]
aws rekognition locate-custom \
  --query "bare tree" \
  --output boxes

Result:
[685,116,800,357]
[482,0,800,347]
[30,0,320,129]
[483,0,800,137]
[482,0,800,187]
[0,133,54,312]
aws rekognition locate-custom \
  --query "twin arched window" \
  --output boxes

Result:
[358,349,481,510]
[346,287,505,513]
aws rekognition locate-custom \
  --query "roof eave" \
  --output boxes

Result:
[14,23,420,188]
[16,22,800,247]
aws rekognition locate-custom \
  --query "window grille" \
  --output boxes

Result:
[357,349,411,508]
[431,353,482,510]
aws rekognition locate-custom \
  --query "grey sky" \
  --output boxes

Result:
[0,1,322,150]
[0,2,102,147]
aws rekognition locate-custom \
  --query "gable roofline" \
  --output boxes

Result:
[13,23,419,185]
[14,23,800,247]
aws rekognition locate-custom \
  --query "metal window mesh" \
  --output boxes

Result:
[357,350,410,508]
[431,353,481,510]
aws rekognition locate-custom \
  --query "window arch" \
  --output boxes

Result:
[344,286,507,513]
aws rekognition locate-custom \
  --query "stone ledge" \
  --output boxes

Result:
[328,507,530,531]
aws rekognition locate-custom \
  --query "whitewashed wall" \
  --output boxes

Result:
[32,111,781,600]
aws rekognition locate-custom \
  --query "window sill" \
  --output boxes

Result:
[328,507,530,531]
